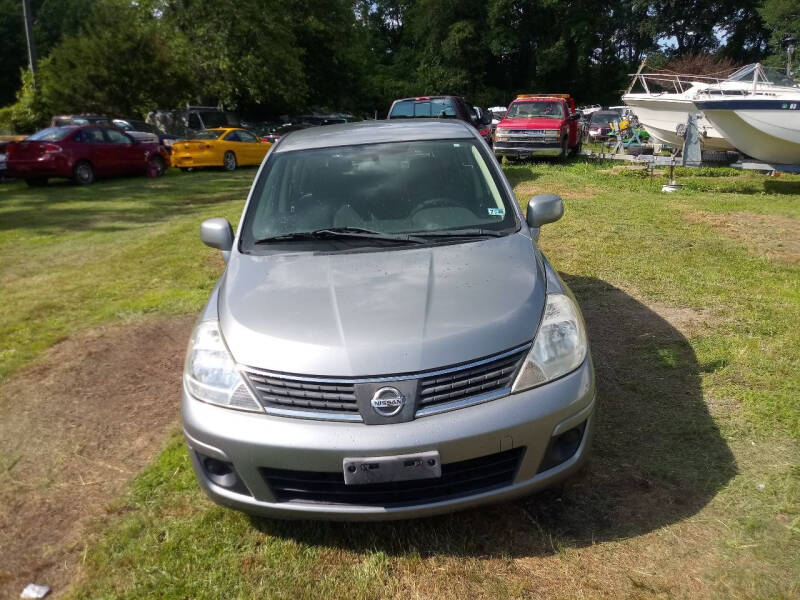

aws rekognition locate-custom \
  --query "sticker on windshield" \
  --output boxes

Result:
[488,207,505,216]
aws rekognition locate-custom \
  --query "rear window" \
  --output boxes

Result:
[27,127,75,142]
[389,99,457,119]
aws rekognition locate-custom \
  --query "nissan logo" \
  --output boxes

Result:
[370,387,405,417]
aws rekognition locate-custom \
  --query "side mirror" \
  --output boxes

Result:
[526,194,564,232]
[201,217,234,262]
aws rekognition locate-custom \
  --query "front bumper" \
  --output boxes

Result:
[493,142,562,158]
[182,357,595,520]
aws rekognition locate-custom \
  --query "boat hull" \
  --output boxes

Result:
[694,99,800,164]
[623,94,735,151]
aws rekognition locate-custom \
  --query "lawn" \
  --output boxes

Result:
[1,161,798,599]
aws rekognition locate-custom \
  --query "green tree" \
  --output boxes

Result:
[758,0,800,71]
[41,0,193,117]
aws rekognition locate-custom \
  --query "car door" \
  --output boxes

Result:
[103,128,142,174]
[222,130,250,164]
[235,130,262,165]
[80,127,115,175]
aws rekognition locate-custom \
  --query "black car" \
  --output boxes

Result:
[387,96,492,144]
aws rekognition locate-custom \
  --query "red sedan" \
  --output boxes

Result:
[5,125,169,186]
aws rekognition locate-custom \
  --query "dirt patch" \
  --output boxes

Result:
[0,316,193,600]
[684,210,800,264]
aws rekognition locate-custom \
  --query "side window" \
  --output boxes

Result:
[83,128,106,143]
[188,113,202,130]
[104,129,132,144]
[389,100,413,118]
[225,130,242,142]
[238,131,257,143]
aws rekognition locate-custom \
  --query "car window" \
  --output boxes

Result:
[238,131,258,143]
[590,112,619,124]
[79,128,107,144]
[188,113,202,130]
[27,127,75,142]
[104,128,132,144]
[241,139,515,251]
[225,130,241,142]
[506,101,565,119]
[191,130,225,140]
[389,100,414,118]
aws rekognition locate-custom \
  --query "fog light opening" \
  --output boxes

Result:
[537,421,587,473]
[198,454,250,495]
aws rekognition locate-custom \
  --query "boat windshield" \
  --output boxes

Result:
[727,64,797,87]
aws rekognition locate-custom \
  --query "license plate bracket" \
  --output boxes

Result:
[343,451,441,485]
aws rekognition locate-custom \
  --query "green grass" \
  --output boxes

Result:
[0,169,254,383]
[2,160,798,598]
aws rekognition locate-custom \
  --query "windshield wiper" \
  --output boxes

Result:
[410,228,506,238]
[254,227,427,245]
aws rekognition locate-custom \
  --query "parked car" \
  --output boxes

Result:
[387,95,492,143]
[586,110,622,142]
[113,118,180,151]
[493,93,582,160]
[170,127,272,172]
[260,122,314,144]
[146,107,240,139]
[183,119,595,520]
[5,125,168,186]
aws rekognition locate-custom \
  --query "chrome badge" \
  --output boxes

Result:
[370,387,405,417]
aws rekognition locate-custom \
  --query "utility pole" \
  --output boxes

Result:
[22,0,38,88]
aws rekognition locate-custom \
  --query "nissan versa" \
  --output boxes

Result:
[182,120,595,520]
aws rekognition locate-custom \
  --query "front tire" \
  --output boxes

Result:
[72,161,95,185]
[223,151,237,171]
[559,137,569,161]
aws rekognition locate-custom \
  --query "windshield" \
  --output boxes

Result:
[241,139,516,251]
[505,101,564,119]
[590,112,619,124]
[27,127,75,142]
[191,129,225,140]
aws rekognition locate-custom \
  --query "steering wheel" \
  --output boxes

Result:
[409,197,460,216]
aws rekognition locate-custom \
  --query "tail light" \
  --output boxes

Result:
[205,144,212,149]
[479,128,489,136]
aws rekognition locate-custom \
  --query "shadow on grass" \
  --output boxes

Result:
[250,275,736,557]
[0,168,256,234]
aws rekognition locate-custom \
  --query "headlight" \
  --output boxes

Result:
[184,321,262,412]
[511,294,588,393]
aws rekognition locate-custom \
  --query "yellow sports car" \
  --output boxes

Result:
[171,128,272,171]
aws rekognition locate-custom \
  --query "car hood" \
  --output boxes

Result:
[499,117,565,129]
[219,234,545,377]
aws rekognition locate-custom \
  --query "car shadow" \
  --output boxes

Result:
[249,275,736,558]
[0,169,257,234]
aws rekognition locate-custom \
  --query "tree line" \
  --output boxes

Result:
[0,0,797,132]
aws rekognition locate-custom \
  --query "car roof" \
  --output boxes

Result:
[275,120,474,153]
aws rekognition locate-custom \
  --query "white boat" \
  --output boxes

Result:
[622,64,798,152]
[691,66,800,164]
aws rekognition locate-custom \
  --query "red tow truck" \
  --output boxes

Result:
[493,94,582,160]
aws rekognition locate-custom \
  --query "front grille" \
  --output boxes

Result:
[242,371,358,413]
[241,344,529,421]
[418,349,526,410]
[261,447,525,507]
